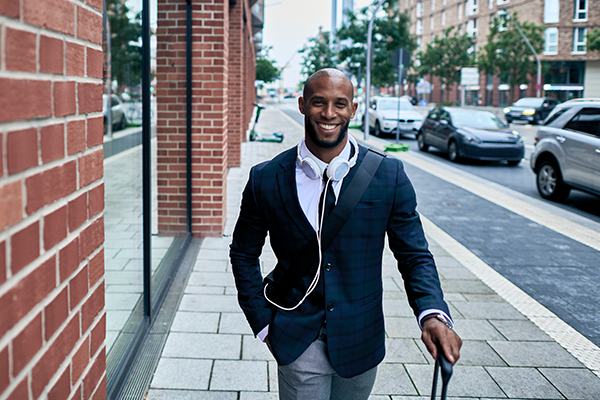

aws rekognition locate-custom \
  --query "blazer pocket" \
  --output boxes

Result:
[355,199,383,209]
[357,289,382,306]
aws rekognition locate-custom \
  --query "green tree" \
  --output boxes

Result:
[478,14,544,103]
[299,29,338,83]
[587,28,600,52]
[105,0,142,93]
[256,55,279,84]
[336,0,415,88]
[417,27,474,103]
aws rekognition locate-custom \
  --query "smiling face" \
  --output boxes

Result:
[298,73,358,161]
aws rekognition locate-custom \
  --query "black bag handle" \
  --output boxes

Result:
[431,351,453,400]
[266,148,385,304]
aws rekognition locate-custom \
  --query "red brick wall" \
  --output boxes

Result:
[156,0,256,237]
[0,1,106,399]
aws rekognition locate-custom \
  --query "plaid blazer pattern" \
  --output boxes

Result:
[230,144,450,378]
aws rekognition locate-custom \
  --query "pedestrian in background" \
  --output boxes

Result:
[230,68,461,400]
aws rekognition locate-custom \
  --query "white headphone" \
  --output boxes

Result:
[297,137,358,181]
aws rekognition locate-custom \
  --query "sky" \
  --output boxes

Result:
[263,0,374,89]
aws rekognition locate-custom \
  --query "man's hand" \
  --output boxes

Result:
[421,317,462,365]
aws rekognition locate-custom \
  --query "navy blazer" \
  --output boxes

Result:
[230,144,450,378]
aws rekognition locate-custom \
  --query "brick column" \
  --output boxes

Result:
[157,0,229,237]
[227,1,243,167]
[0,0,106,399]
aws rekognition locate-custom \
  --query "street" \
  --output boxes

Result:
[270,98,600,349]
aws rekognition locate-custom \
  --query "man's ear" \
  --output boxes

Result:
[350,101,358,119]
[298,96,306,115]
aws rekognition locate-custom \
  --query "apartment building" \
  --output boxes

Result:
[401,0,600,106]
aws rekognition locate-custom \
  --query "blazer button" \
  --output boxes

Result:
[325,263,332,271]
[327,303,334,312]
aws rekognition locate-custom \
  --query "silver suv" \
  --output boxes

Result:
[530,100,600,201]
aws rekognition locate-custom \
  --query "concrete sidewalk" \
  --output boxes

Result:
[145,107,600,399]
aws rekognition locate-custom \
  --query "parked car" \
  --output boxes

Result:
[503,97,559,124]
[418,107,524,165]
[103,94,127,132]
[367,97,424,137]
[530,99,600,201]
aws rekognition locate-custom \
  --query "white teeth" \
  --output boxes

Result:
[319,124,337,130]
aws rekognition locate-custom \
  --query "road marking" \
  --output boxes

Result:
[422,216,600,376]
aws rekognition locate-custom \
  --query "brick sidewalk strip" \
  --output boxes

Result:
[145,107,600,399]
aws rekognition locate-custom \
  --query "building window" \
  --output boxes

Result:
[442,10,446,26]
[468,0,478,15]
[544,0,559,23]
[430,15,434,30]
[574,0,587,21]
[458,2,463,20]
[497,0,509,5]
[432,0,435,12]
[573,27,586,53]
[467,18,478,38]
[417,36,423,51]
[417,1,423,17]
[443,0,447,6]
[489,0,493,9]
[459,24,464,35]
[416,18,423,35]
[544,27,558,54]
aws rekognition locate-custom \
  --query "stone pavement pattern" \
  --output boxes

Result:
[145,108,600,399]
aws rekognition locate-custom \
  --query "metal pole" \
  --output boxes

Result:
[186,0,192,233]
[505,11,541,97]
[331,0,337,48]
[364,0,386,141]
[142,0,152,317]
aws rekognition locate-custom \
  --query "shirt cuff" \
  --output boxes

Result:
[418,309,454,331]
[257,325,269,342]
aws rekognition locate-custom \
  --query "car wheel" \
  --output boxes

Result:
[417,131,429,152]
[448,141,460,162]
[507,160,520,167]
[374,121,382,137]
[536,160,570,202]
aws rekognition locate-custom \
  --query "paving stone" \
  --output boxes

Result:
[242,335,274,361]
[488,341,583,368]
[210,360,268,391]
[105,270,143,285]
[170,312,220,333]
[188,272,236,287]
[105,283,143,293]
[443,293,467,301]
[371,363,418,395]
[151,358,212,390]
[162,333,241,360]
[268,361,278,393]
[239,392,278,400]
[539,368,600,399]
[105,293,140,311]
[405,364,505,398]
[452,301,526,320]
[386,317,422,339]
[384,338,428,364]
[219,313,253,335]
[197,249,230,261]
[383,299,416,317]
[179,294,241,313]
[489,320,553,341]
[441,280,495,294]
[486,367,563,399]
[454,340,506,366]
[106,310,131,331]
[462,294,505,302]
[453,319,505,341]
[184,286,225,295]
[437,267,478,280]
[193,259,228,272]
[146,390,238,400]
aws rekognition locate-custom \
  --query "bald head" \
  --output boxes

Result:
[303,68,354,101]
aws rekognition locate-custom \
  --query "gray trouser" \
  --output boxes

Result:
[277,331,377,400]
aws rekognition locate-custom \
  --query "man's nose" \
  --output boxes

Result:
[321,102,336,119]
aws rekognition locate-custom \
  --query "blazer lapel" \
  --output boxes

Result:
[276,149,315,241]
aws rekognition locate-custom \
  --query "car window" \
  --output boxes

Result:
[514,98,544,107]
[544,107,569,126]
[111,95,120,107]
[447,109,507,128]
[427,109,440,120]
[439,110,451,124]
[377,99,415,111]
[564,107,600,136]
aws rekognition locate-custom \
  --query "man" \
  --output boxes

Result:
[230,68,461,399]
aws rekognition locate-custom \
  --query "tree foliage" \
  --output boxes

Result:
[478,14,544,103]
[299,30,338,83]
[587,28,600,53]
[105,0,142,93]
[417,27,474,103]
[256,55,279,84]
[336,0,415,88]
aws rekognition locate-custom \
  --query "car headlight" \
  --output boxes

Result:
[503,107,511,113]
[522,109,536,115]
[462,135,481,144]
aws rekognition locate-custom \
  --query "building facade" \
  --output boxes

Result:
[401,0,600,106]
[0,0,260,398]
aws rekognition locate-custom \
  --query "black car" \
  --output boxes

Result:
[418,107,525,165]
[503,97,559,124]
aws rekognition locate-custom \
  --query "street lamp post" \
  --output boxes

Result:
[364,0,386,141]
[501,9,542,97]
